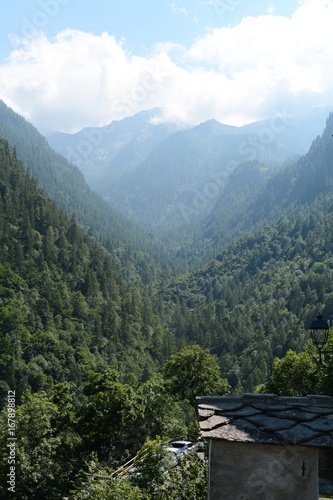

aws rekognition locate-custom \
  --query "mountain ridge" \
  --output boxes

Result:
[47,106,331,232]
[174,112,333,266]
[0,100,179,283]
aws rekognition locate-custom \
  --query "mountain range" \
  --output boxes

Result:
[1,98,333,497]
[1,98,333,390]
[47,106,330,232]
[0,101,179,284]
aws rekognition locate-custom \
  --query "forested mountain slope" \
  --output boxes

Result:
[0,101,179,283]
[1,102,333,497]
[162,114,333,391]
[163,193,333,392]
[0,138,217,499]
[103,118,294,230]
[176,112,333,266]
[0,137,175,400]
[47,108,178,189]
[47,107,330,235]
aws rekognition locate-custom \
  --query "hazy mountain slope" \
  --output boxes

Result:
[156,112,333,392]
[105,119,294,230]
[241,106,330,154]
[232,112,333,226]
[0,101,178,282]
[47,107,330,235]
[175,112,333,265]
[47,108,177,190]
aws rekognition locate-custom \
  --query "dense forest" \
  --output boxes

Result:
[162,114,333,391]
[0,137,224,498]
[164,194,333,390]
[0,138,176,390]
[0,103,333,498]
[0,100,180,286]
[170,113,333,266]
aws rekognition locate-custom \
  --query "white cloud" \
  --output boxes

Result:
[1,0,333,133]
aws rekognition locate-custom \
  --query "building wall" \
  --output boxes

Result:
[209,440,318,500]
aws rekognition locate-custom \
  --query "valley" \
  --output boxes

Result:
[47,106,329,234]
[0,100,333,498]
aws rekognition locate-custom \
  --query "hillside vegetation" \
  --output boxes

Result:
[0,137,177,395]
[0,136,224,498]
[1,104,333,498]
[0,100,178,284]
[162,113,333,390]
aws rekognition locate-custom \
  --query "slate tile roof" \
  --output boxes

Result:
[196,393,333,447]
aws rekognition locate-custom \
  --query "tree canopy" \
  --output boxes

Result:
[164,345,229,406]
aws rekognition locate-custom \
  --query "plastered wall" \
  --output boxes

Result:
[209,440,318,500]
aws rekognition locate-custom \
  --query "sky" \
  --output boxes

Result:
[0,0,333,133]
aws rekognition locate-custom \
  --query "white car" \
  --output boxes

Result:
[164,446,181,463]
[168,440,195,456]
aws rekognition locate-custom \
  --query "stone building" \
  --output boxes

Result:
[196,393,333,500]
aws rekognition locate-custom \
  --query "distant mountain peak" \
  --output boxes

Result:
[195,119,239,136]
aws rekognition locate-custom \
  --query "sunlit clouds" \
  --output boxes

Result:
[1,0,333,133]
